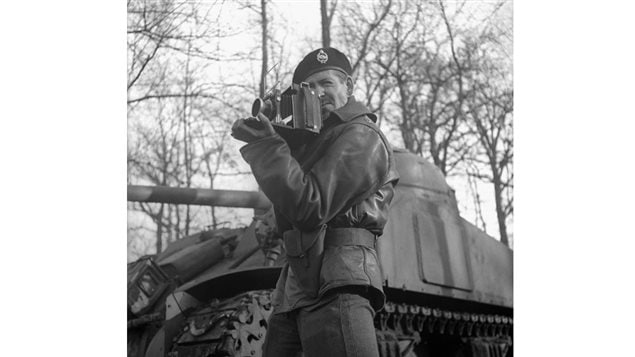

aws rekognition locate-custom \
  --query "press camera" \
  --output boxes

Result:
[250,82,323,143]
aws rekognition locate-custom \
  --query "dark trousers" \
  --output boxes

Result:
[262,291,380,357]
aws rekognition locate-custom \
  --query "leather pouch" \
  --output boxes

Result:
[283,224,327,298]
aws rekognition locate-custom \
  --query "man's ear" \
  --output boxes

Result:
[346,76,354,96]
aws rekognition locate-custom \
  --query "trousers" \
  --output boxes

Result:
[262,290,380,357]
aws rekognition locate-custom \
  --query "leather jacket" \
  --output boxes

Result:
[240,97,399,312]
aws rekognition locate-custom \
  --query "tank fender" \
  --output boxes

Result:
[145,291,201,357]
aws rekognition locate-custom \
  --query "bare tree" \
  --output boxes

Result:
[338,0,392,74]
[192,94,247,229]
[466,82,513,246]
[371,1,471,176]
[128,100,182,253]
[338,1,466,174]
[336,0,513,243]
[466,162,488,232]
[181,40,194,236]
[320,0,338,48]
[336,0,394,125]
[128,0,255,255]
[457,2,514,245]
[260,0,269,97]
[127,0,234,105]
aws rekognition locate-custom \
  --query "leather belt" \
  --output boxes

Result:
[325,227,377,248]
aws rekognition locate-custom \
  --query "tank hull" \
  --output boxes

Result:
[127,149,513,356]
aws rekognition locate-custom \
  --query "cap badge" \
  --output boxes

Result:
[317,49,328,64]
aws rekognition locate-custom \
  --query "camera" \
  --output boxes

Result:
[251,82,323,142]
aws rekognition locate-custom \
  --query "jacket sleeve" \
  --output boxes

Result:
[240,122,391,231]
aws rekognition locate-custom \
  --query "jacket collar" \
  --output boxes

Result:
[328,96,377,123]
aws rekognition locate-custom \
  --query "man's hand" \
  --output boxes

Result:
[231,113,276,143]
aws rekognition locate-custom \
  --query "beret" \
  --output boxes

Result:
[292,47,353,84]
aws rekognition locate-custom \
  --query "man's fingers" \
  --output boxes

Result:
[234,121,259,136]
[257,113,276,135]
[231,115,276,142]
[231,118,245,131]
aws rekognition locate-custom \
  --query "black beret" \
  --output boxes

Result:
[292,47,353,84]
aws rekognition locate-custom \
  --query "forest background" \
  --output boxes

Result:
[127,0,513,262]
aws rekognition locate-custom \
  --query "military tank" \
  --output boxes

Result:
[127,148,513,357]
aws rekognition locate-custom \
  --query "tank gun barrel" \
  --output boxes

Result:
[127,185,271,209]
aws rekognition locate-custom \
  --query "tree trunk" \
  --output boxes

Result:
[397,77,415,152]
[259,0,268,98]
[155,203,164,254]
[182,41,192,237]
[492,167,509,246]
[320,0,331,47]
[210,172,217,229]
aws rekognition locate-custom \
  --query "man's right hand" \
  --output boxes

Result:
[231,113,276,143]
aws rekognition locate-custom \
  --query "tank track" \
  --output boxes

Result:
[167,289,513,357]
[376,301,513,357]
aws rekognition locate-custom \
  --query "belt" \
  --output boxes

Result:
[325,227,377,248]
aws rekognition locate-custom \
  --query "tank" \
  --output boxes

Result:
[127,149,513,357]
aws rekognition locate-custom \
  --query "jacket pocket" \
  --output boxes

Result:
[320,246,368,286]
[283,224,327,298]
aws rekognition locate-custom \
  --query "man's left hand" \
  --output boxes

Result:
[231,113,276,143]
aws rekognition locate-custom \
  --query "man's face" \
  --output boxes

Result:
[304,70,351,119]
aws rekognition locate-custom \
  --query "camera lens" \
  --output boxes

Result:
[251,98,264,117]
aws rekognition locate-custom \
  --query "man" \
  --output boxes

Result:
[231,47,399,357]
